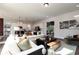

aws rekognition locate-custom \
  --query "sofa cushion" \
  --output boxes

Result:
[17,39,32,51]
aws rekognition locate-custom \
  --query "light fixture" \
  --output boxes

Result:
[76,5,79,7]
[14,27,20,31]
[46,16,49,17]
[27,24,31,30]
[18,16,21,25]
[74,15,79,17]
[27,24,31,28]
[43,3,49,7]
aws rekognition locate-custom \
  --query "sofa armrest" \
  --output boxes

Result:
[16,45,44,55]
[29,39,37,47]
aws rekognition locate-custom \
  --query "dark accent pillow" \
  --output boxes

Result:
[73,35,78,38]
[36,39,44,46]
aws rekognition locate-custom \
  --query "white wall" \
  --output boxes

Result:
[0,9,32,37]
[4,20,32,30]
[33,10,79,39]
[1,8,79,39]
[4,20,32,36]
[0,9,32,29]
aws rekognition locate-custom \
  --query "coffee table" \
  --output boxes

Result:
[46,40,61,55]
[55,41,77,55]
[47,40,61,51]
[47,40,77,55]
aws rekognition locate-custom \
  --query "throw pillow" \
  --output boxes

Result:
[17,39,32,51]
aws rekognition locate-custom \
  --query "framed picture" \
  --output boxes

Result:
[60,22,64,29]
[60,21,69,29]
[69,20,77,27]
[60,19,77,29]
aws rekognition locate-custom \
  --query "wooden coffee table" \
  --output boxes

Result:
[47,40,61,51]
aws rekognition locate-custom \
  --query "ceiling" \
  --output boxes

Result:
[0,3,79,23]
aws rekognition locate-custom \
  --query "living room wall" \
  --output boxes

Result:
[33,10,79,39]
[0,18,32,40]
[0,9,32,39]
[4,19,33,36]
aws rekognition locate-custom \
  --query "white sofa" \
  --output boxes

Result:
[1,34,45,55]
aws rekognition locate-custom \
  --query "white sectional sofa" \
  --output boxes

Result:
[1,34,46,55]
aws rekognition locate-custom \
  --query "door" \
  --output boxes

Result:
[0,18,3,36]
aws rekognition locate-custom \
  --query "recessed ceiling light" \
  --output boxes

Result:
[74,15,79,17]
[27,24,31,28]
[46,16,49,17]
[76,5,79,7]
[42,3,49,7]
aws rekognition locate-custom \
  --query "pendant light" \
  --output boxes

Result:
[43,3,49,7]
